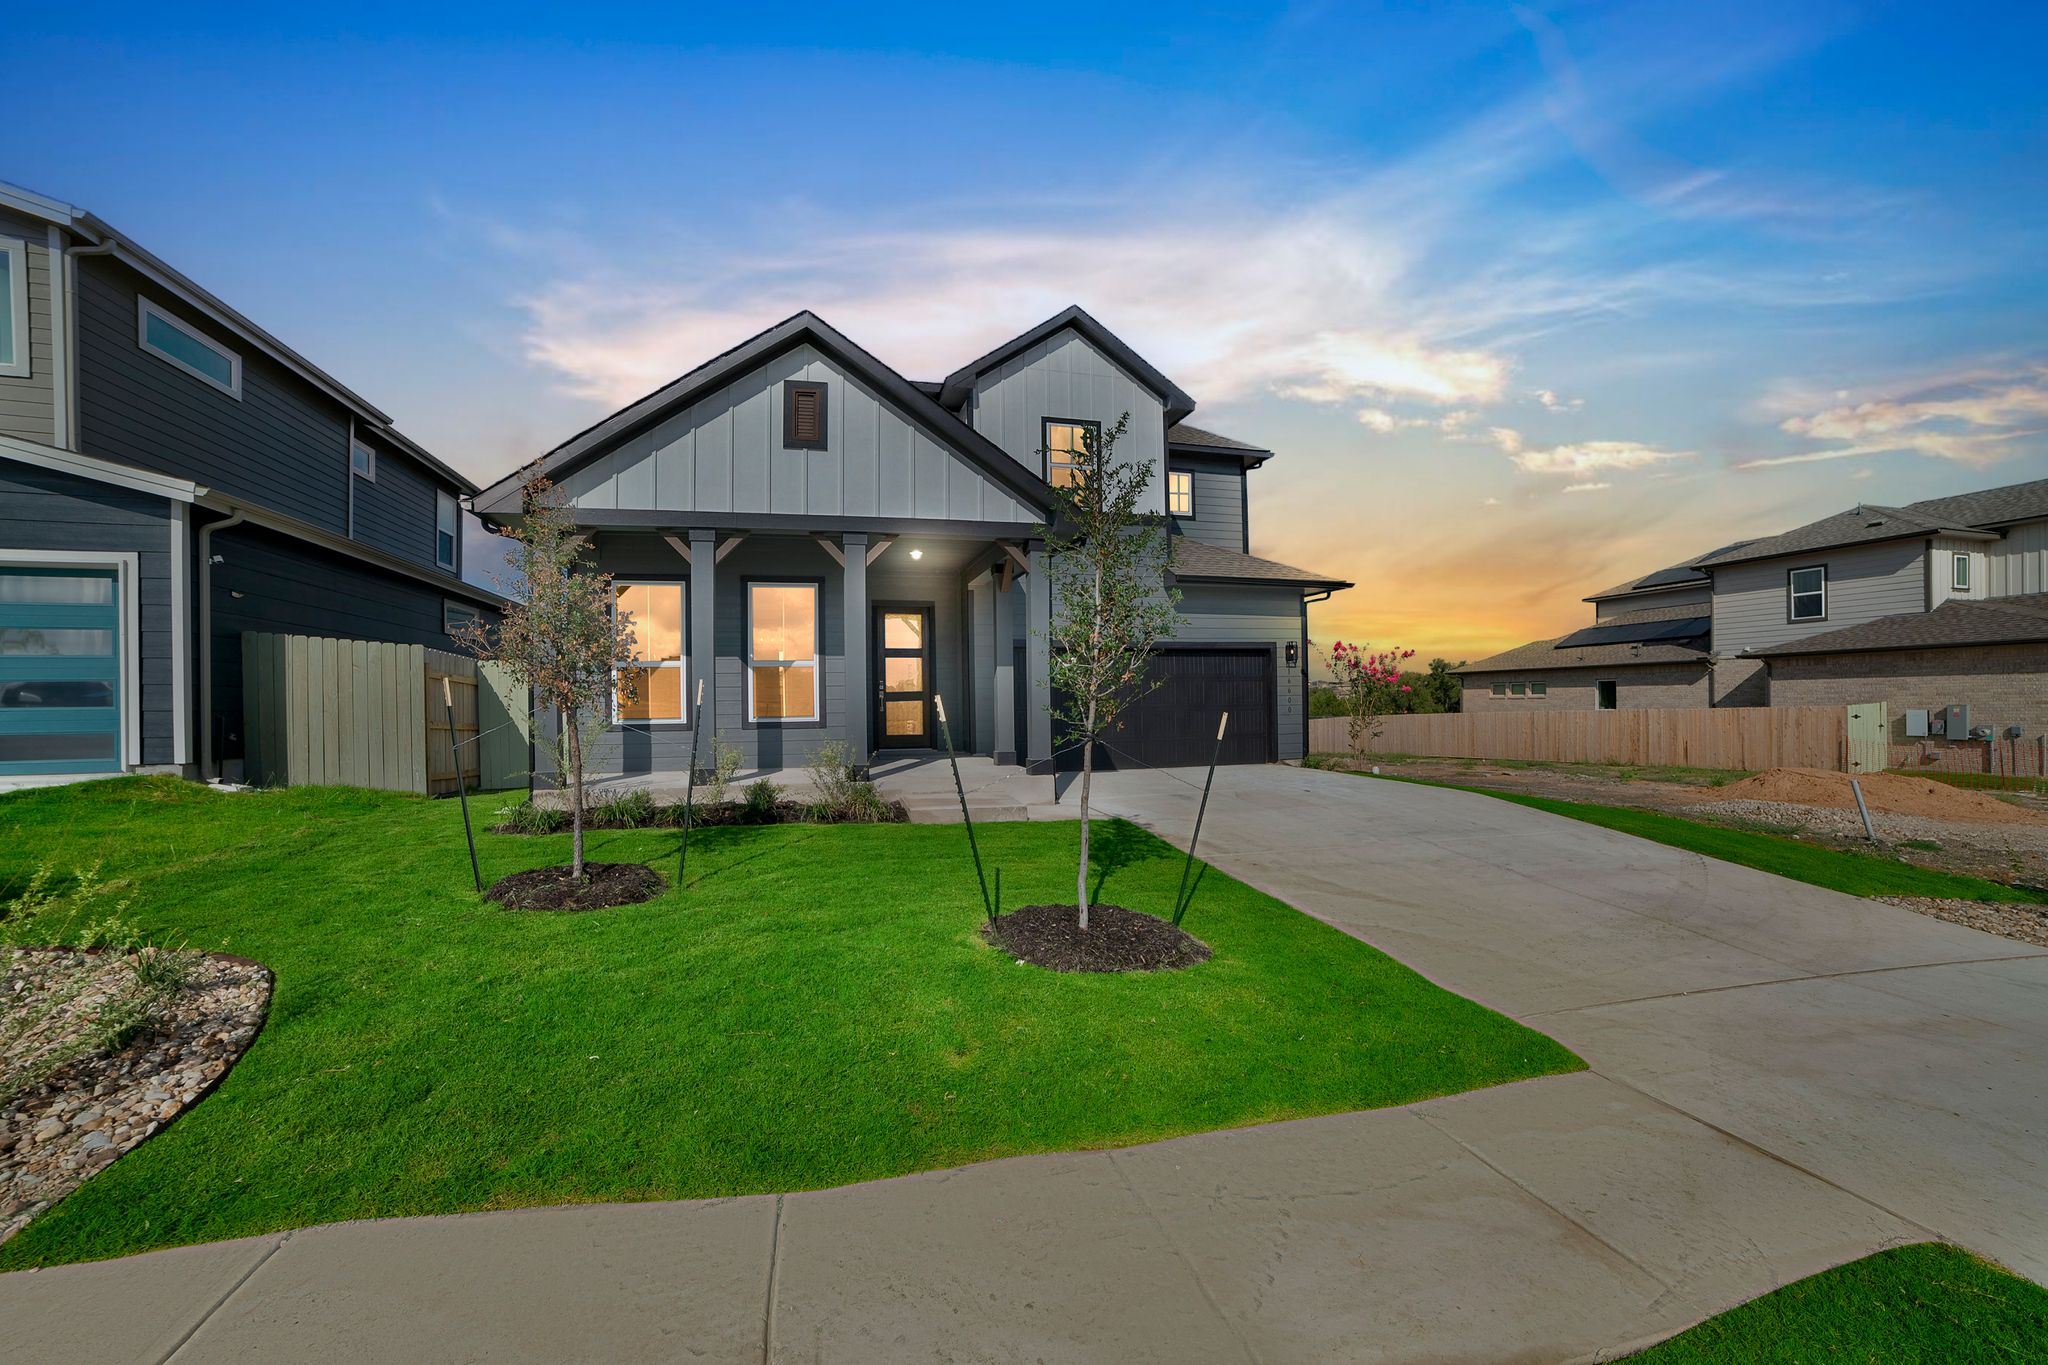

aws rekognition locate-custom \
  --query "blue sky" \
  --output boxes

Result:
[11,1,2046,656]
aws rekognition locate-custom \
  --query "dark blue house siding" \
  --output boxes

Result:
[352,446,446,572]
[0,460,176,766]
[205,520,488,761]
[74,257,349,535]
[1168,454,1248,552]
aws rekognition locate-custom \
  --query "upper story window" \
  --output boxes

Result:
[1952,553,1972,592]
[748,582,819,723]
[435,490,458,571]
[1787,565,1827,621]
[0,237,27,379]
[1167,470,1194,517]
[138,297,241,399]
[783,380,828,450]
[614,582,686,724]
[1042,419,1098,488]
[351,438,377,481]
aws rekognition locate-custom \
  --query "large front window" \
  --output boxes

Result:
[748,582,818,722]
[615,582,686,723]
[1042,419,1098,488]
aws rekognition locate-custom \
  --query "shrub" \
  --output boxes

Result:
[805,740,861,815]
[701,735,743,805]
[499,800,568,836]
[589,788,659,829]
[742,778,783,822]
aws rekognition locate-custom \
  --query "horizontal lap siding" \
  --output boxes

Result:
[1461,663,1711,711]
[970,327,1168,516]
[1711,540,1926,657]
[0,212,56,443]
[0,461,174,764]
[1168,455,1246,551]
[1174,584,1306,759]
[352,447,445,572]
[1593,585,1709,622]
[76,258,349,534]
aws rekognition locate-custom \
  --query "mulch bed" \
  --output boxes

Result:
[985,904,1211,973]
[490,799,908,835]
[484,862,665,911]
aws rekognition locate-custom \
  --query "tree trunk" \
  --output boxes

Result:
[1077,708,1096,930]
[567,710,586,880]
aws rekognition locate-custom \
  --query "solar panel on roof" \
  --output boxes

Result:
[1555,616,1710,649]
[1632,566,1710,589]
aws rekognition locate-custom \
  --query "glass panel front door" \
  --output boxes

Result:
[874,606,932,749]
[0,568,121,775]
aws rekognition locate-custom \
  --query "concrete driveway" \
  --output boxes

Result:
[6,765,2044,1363]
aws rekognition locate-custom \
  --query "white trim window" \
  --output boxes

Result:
[1787,565,1827,622]
[613,582,687,724]
[351,438,377,481]
[1167,469,1194,517]
[138,297,241,398]
[747,581,819,722]
[0,237,28,379]
[435,490,458,571]
[1952,552,1972,592]
[443,599,481,637]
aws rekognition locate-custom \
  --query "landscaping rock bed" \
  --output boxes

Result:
[2,951,270,1244]
[485,862,665,911]
[986,904,1211,973]
[1870,896,2048,947]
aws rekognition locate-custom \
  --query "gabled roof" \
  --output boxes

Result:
[1744,591,2048,658]
[936,305,1197,422]
[1459,634,1709,675]
[1168,422,1273,469]
[474,311,1062,518]
[1168,538,1351,592]
[1898,476,2048,530]
[1585,540,1758,602]
[1696,503,2001,569]
[0,179,474,495]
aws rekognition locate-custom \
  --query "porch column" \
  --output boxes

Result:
[689,528,716,778]
[843,533,870,766]
[1025,539,1053,771]
[992,563,1017,766]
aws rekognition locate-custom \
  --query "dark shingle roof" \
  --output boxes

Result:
[1901,477,2048,530]
[1459,635,1709,675]
[1585,540,1758,601]
[1168,538,1351,591]
[1167,423,1268,453]
[1692,481,2048,569]
[1744,592,2048,658]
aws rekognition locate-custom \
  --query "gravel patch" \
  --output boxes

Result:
[2,951,271,1243]
[1869,897,2048,948]
[1691,799,2048,859]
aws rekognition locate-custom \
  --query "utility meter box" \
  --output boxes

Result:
[1905,708,1931,737]
[1945,703,1970,738]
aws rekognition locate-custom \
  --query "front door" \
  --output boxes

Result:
[874,604,933,749]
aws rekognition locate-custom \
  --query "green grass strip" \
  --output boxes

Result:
[1629,1243,2048,1362]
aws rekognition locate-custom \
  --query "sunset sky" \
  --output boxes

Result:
[11,2,2046,661]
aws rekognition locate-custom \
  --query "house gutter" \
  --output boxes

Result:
[197,510,248,781]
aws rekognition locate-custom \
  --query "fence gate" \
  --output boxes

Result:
[425,648,482,796]
[1844,702,1888,774]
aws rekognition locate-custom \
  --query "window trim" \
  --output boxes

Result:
[1529,681,1547,697]
[137,296,242,399]
[434,490,459,572]
[744,577,824,727]
[1041,417,1100,487]
[611,580,689,728]
[1167,469,1194,517]
[351,438,377,482]
[782,380,829,450]
[1786,564,1828,623]
[1490,682,1507,697]
[1596,679,1618,711]
[442,599,481,637]
[0,237,28,379]
[1951,552,1971,592]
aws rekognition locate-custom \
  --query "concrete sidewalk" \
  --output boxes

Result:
[7,765,2044,1362]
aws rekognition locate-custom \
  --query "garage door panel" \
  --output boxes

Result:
[1057,647,1272,770]
[0,567,122,775]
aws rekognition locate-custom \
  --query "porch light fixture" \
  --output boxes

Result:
[909,548,923,560]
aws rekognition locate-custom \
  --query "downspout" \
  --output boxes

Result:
[198,509,248,781]
[60,236,119,452]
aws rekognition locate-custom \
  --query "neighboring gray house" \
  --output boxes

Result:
[1461,477,2048,751]
[472,306,1350,777]
[0,180,501,781]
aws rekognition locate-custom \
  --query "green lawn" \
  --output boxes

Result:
[0,777,1579,1268]
[1358,773,2048,904]
[1629,1243,2048,1362]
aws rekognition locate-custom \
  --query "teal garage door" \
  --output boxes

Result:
[0,567,122,775]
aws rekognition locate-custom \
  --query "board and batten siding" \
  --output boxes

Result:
[0,460,175,765]
[1168,454,1247,551]
[75,257,351,535]
[0,210,57,444]
[1984,518,2048,599]
[1173,583,1307,759]
[1594,584,1709,622]
[1711,539,1928,657]
[969,326,1168,515]
[561,343,1033,524]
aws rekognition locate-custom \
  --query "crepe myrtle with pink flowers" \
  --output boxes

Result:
[1319,641,1416,752]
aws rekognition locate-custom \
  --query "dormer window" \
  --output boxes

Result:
[1168,470,1194,517]
[783,381,828,450]
[1043,419,1097,488]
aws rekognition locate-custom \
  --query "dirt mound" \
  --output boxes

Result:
[1696,768,2043,825]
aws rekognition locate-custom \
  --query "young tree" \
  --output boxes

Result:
[457,471,637,880]
[1318,641,1416,753]
[1043,413,1180,929]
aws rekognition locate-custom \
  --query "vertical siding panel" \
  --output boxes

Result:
[730,382,771,511]
[843,381,879,517]
[695,390,733,512]
[878,417,912,513]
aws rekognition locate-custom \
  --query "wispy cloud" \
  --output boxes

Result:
[1742,367,2048,468]
[1561,481,1612,494]
[1508,439,1692,477]
[1531,388,1582,411]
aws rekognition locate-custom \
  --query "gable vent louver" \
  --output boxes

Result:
[783,380,829,450]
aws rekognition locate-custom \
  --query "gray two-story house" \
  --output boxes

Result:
[472,306,1350,778]
[0,180,501,782]
[1461,476,2048,751]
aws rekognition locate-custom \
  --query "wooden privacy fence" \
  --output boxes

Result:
[1308,704,1852,772]
[242,632,531,793]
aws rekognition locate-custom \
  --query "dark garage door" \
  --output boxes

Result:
[1057,646,1274,770]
